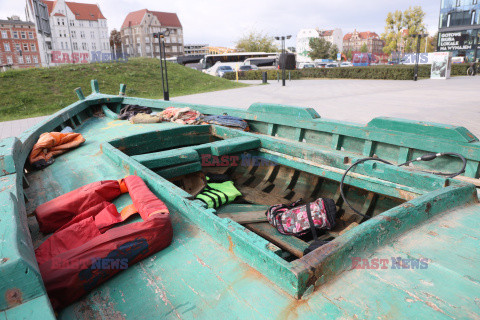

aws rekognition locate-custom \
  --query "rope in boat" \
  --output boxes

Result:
[340,152,467,219]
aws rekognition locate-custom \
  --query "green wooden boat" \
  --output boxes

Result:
[1,80,480,319]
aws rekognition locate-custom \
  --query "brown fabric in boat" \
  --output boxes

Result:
[29,132,85,168]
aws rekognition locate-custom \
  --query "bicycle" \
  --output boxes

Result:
[467,63,480,76]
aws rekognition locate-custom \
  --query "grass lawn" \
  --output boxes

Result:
[0,58,247,122]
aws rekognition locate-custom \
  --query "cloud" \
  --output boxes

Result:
[0,0,440,47]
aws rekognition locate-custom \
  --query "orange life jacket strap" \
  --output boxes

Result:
[120,204,138,221]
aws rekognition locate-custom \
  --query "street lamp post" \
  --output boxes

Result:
[275,35,291,86]
[411,33,427,81]
[154,30,171,101]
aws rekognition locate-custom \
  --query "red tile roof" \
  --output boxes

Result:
[44,0,106,21]
[121,9,148,28]
[343,31,380,41]
[121,9,182,29]
[319,30,333,37]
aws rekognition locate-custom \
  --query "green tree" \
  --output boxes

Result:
[308,38,338,60]
[360,43,368,53]
[381,6,427,55]
[235,31,277,52]
[343,49,353,60]
[402,6,427,52]
[109,29,122,55]
[381,10,404,56]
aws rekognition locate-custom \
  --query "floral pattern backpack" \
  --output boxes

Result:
[266,198,337,236]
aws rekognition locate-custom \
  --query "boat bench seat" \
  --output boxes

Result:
[131,136,261,178]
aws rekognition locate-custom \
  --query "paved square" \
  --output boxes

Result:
[1,76,479,139]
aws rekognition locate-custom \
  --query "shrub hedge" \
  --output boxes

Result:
[224,63,471,81]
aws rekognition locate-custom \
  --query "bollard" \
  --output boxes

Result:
[262,72,268,84]
[289,71,291,81]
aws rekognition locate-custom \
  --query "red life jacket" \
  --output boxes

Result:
[34,175,172,309]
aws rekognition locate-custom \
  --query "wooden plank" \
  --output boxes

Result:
[245,222,309,258]
[210,136,261,156]
[132,147,199,169]
[218,211,268,224]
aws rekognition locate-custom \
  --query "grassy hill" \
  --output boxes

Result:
[0,58,246,122]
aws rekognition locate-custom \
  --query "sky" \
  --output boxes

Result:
[0,0,441,47]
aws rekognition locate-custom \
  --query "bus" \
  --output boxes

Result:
[201,52,279,74]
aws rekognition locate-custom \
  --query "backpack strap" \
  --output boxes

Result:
[305,202,318,242]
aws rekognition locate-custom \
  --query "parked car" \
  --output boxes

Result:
[239,65,255,72]
[315,62,328,68]
[325,63,338,68]
[216,66,235,77]
[298,63,316,69]
[340,62,353,67]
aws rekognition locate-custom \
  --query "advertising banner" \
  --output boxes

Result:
[438,32,473,51]
[430,52,452,79]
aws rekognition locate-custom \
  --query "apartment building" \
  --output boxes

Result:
[0,16,41,70]
[184,44,209,55]
[26,0,110,66]
[121,9,183,58]
[343,30,385,54]
[296,28,343,62]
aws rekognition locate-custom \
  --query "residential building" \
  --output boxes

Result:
[343,30,385,54]
[26,0,110,66]
[204,46,237,54]
[0,16,42,70]
[184,44,209,55]
[121,9,183,58]
[318,29,343,52]
[438,0,480,62]
[296,28,343,62]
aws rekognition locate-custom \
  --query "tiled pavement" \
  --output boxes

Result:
[1,76,480,139]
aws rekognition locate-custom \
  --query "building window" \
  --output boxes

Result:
[28,31,34,39]
[13,31,18,39]
[80,31,85,38]
[4,43,10,51]
[21,31,26,39]
[30,43,36,51]
[65,42,68,49]
[18,56,24,64]
[33,56,38,63]
[15,43,20,51]
[82,42,88,50]
[79,21,83,27]
[91,31,95,38]
[7,56,13,64]
[73,42,78,50]
[1,30,8,38]
[70,20,74,26]
[61,42,64,49]
[92,42,96,50]
[25,55,31,63]
[71,30,76,38]
[62,19,65,25]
